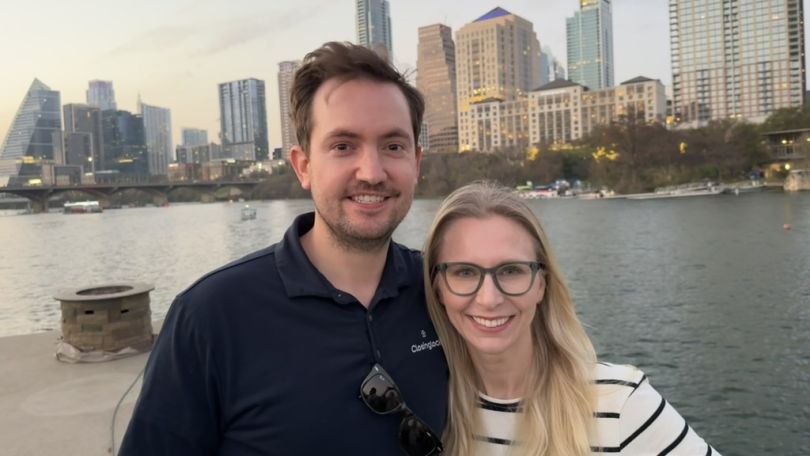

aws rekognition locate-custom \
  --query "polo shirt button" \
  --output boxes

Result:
[367,314,373,322]
[376,350,382,358]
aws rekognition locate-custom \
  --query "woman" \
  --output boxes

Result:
[423,182,719,455]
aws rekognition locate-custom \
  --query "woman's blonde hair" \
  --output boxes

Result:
[423,181,597,455]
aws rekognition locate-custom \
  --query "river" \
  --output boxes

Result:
[1,192,808,455]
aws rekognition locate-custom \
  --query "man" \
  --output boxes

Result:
[119,42,447,455]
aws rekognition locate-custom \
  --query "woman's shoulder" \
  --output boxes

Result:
[593,362,648,406]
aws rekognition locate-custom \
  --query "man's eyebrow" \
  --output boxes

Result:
[380,129,412,141]
[323,129,362,140]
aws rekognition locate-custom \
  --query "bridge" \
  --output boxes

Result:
[0,180,263,213]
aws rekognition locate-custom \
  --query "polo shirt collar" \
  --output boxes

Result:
[275,212,412,302]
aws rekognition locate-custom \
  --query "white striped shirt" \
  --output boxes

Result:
[474,363,719,455]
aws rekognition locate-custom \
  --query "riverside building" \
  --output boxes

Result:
[218,78,269,161]
[529,77,666,147]
[669,0,806,127]
[416,24,458,153]
[63,104,104,173]
[456,7,541,153]
[139,100,173,176]
[567,0,615,90]
[0,79,63,186]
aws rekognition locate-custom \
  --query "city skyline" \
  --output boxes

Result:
[1,0,808,153]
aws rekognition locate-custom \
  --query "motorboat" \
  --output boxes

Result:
[63,201,103,214]
[241,205,257,220]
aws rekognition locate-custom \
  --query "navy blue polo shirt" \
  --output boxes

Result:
[120,212,448,455]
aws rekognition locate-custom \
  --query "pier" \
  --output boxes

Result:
[0,325,158,454]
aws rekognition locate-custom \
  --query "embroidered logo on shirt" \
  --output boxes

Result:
[411,329,441,353]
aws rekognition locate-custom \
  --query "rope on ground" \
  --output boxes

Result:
[109,367,145,454]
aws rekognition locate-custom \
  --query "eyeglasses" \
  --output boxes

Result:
[360,363,444,456]
[435,261,545,297]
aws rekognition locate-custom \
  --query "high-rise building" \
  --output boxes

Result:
[63,104,104,172]
[416,24,458,153]
[139,100,173,175]
[528,76,666,147]
[356,0,392,60]
[669,0,806,127]
[101,110,148,178]
[278,60,301,160]
[456,7,541,153]
[567,0,614,90]
[539,46,567,86]
[218,78,269,161]
[181,128,208,147]
[0,79,63,186]
[86,80,117,111]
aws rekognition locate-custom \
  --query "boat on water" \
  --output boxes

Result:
[241,205,257,221]
[625,182,723,200]
[63,201,103,214]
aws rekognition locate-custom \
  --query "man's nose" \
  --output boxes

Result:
[356,148,386,184]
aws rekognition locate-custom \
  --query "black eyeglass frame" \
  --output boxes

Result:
[434,261,546,297]
[360,363,444,456]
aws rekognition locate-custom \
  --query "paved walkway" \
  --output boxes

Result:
[0,327,158,455]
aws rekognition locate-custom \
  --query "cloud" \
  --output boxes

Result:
[105,24,199,57]
[102,1,332,61]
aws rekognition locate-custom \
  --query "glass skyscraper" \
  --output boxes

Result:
[139,100,173,175]
[181,128,208,147]
[567,0,615,90]
[670,0,806,127]
[0,79,63,186]
[86,80,117,111]
[356,0,392,60]
[218,78,269,161]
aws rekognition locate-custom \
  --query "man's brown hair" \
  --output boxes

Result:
[291,41,424,153]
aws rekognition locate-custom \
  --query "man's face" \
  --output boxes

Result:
[291,78,422,251]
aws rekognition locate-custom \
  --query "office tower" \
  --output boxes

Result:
[456,7,541,153]
[101,110,148,177]
[63,104,104,172]
[86,80,117,111]
[0,79,63,185]
[669,0,806,127]
[539,46,567,86]
[416,24,458,153]
[139,100,173,175]
[356,0,392,60]
[182,128,208,147]
[567,0,614,90]
[278,60,301,160]
[218,78,269,161]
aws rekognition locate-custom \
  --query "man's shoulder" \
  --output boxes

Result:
[178,245,279,300]
[391,241,423,268]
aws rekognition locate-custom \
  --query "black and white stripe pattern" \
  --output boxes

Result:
[473,363,719,455]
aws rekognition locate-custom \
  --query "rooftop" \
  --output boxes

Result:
[621,76,657,85]
[532,79,584,92]
[474,7,512,22]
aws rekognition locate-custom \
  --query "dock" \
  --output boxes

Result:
[0,326,157,455]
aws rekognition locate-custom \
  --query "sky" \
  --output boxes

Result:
[1,0,808,151]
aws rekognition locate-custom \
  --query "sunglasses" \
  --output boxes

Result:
[360,363,444,456]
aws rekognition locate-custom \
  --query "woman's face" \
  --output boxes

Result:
[435,215,545,361]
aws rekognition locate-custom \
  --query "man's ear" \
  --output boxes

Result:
[289,145,311,190]
[414,144,423,184]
